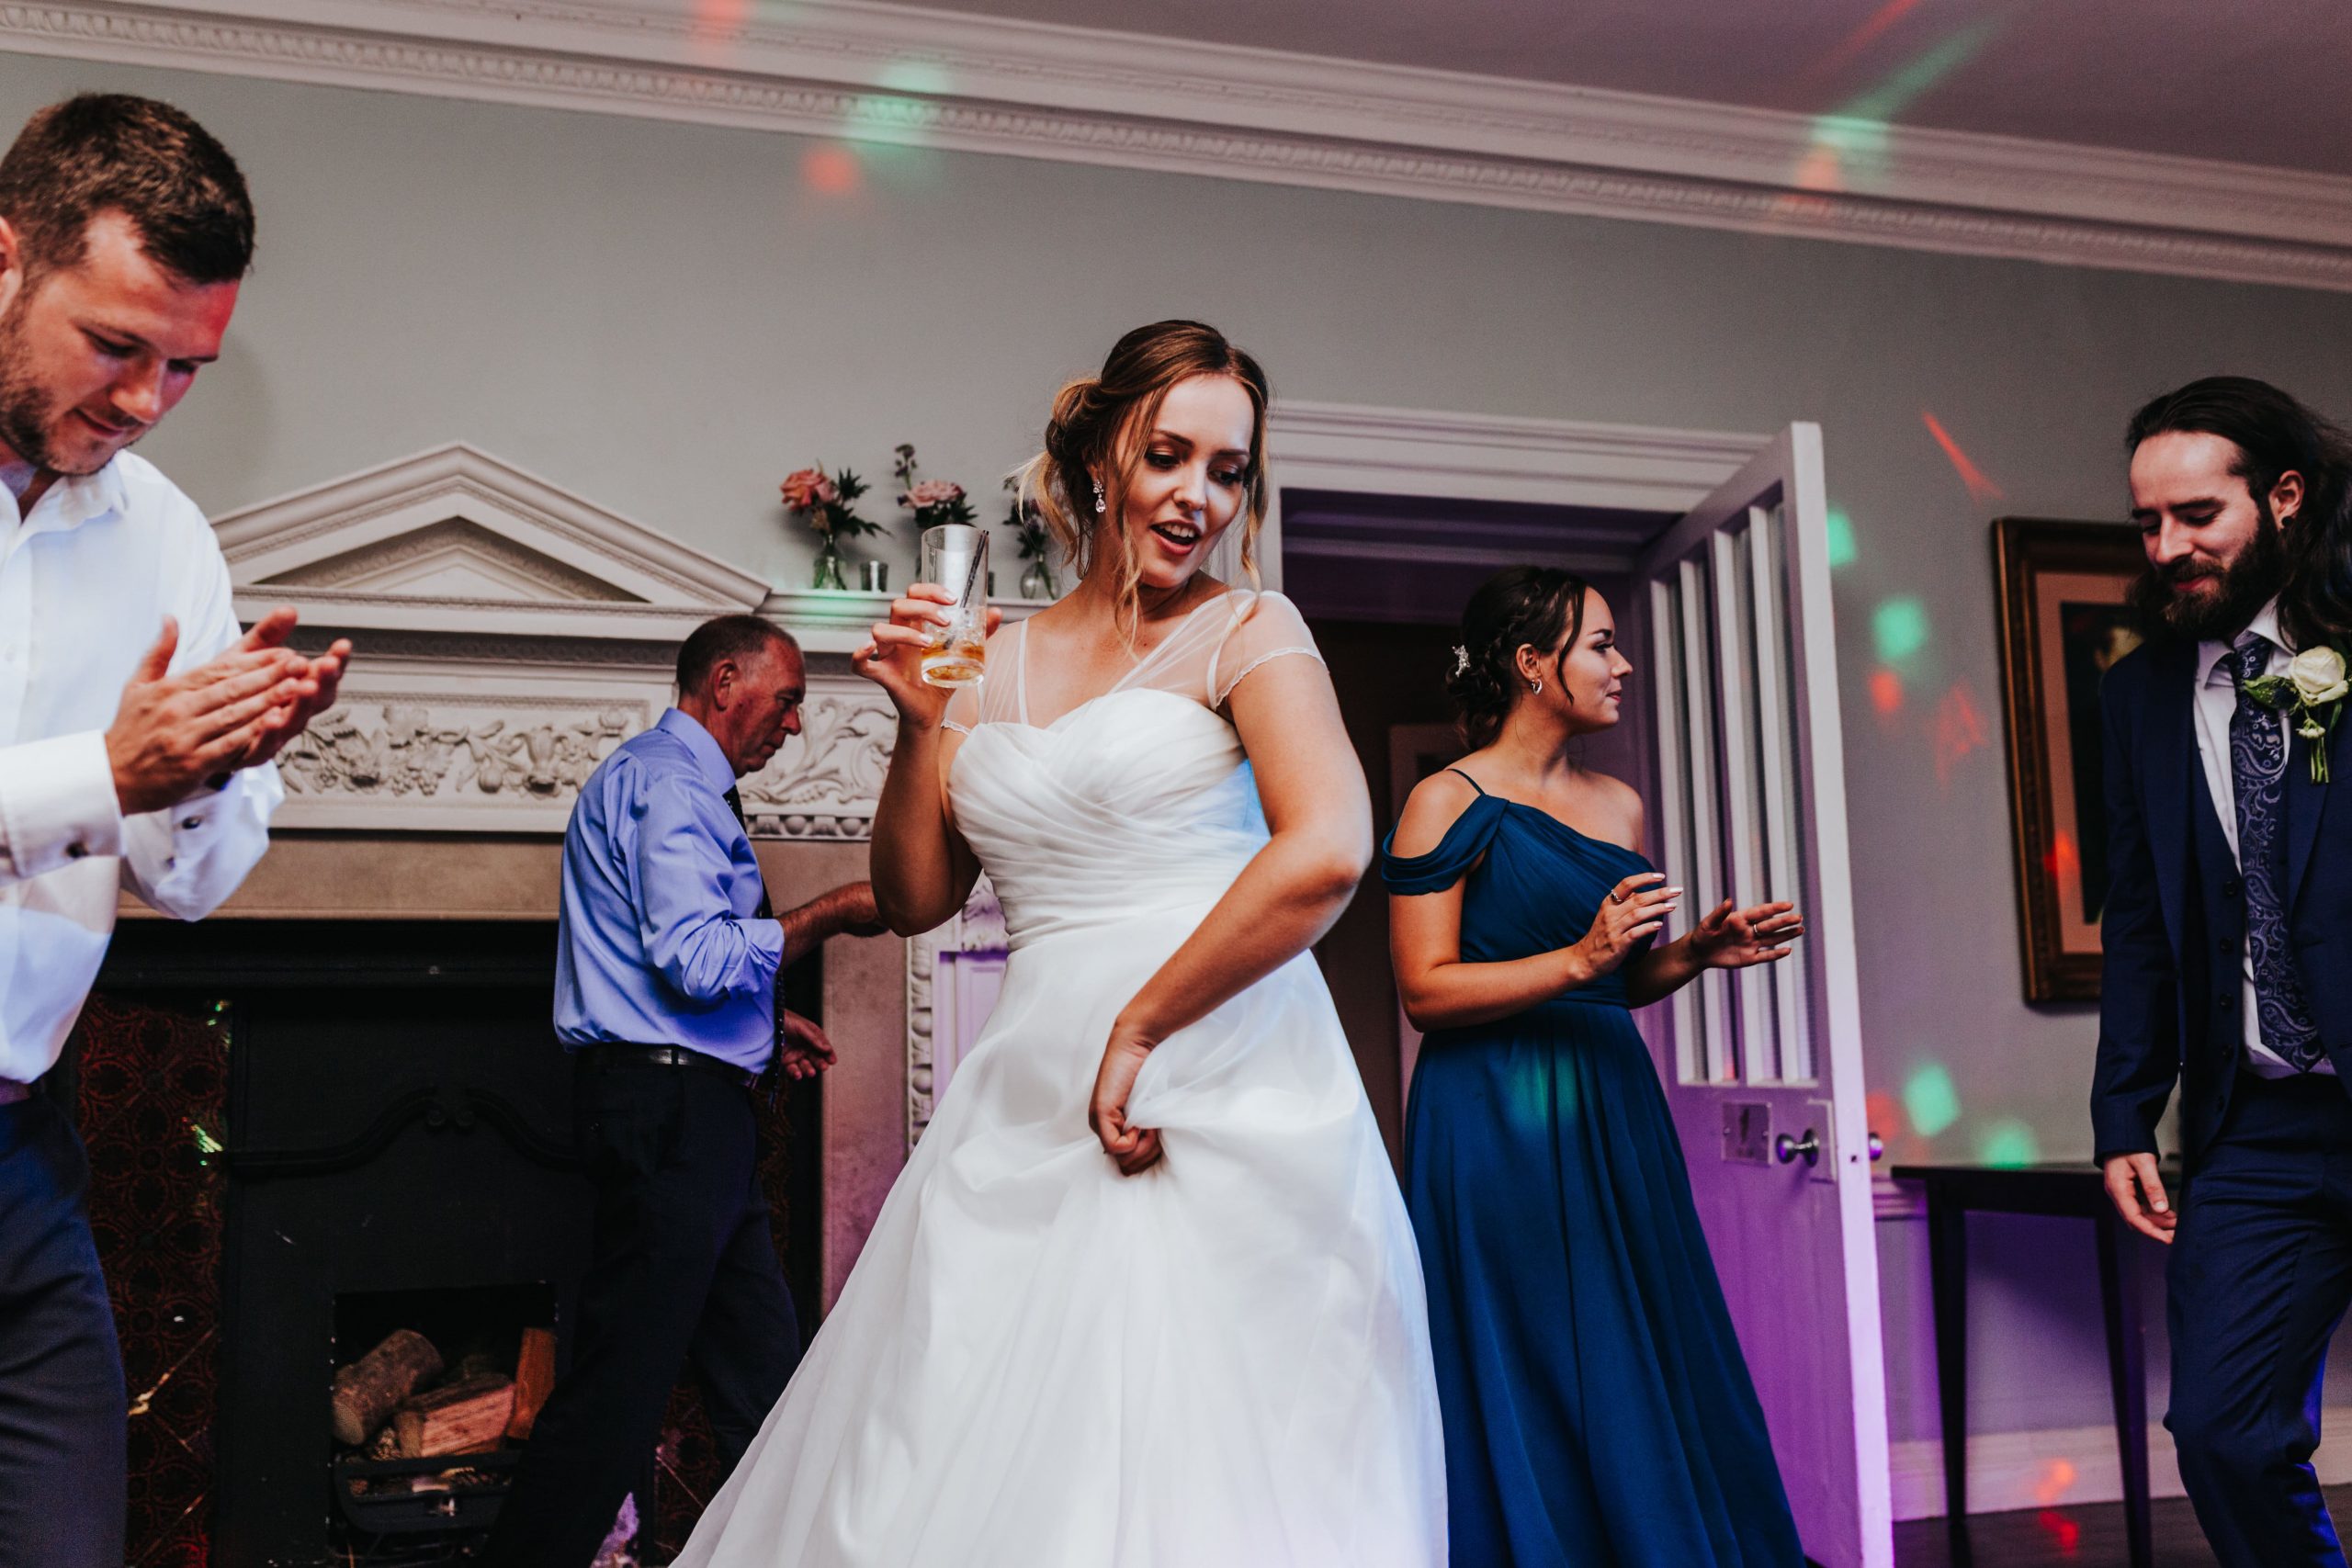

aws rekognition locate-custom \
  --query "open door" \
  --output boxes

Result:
[1637,423,1892,1568]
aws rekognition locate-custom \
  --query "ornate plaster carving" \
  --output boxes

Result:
[272,678,890,835]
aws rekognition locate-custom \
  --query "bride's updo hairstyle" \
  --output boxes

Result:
[1018,320,1272,626]
[1447,565,1591,750]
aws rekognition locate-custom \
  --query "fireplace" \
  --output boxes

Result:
[86,919,821,1566]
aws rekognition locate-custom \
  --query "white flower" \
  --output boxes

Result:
[2290,646,2348,706]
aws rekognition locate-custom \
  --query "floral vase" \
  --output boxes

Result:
[810,542,850,592]
[1019,559,1058,600]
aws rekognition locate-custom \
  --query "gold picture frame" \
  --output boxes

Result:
[1993,518,2147,1003]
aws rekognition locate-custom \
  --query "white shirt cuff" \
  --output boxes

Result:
[0,729,126,877]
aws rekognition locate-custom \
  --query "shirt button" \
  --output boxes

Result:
[179,817,203,831]
[2223,879,2242,899]
[64,841,86,859]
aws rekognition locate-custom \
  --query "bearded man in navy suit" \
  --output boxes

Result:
[2094,377,2352,1566]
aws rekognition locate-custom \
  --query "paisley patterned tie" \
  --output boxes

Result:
[2228,635,2324,1069]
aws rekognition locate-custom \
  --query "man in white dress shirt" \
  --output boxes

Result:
[0,95,348,1566]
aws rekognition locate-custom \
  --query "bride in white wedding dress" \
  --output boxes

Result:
[673,321,1443,1568]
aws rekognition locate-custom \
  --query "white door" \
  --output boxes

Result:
[1636,423,1892,1568]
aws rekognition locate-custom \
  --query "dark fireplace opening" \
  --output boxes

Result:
[84,919,823,1567]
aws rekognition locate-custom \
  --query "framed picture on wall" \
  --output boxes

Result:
[1992,517,2147,1003]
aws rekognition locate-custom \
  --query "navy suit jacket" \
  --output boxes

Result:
[2091,638,2352,1166]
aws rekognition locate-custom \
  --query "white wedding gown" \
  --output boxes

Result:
[675,592,1445,1567]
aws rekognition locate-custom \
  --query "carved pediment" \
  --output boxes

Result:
[215,443,769,639]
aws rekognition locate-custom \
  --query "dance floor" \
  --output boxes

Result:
[1893,1485,2352,1566]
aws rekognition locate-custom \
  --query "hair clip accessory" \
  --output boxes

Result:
[1451,645,1470,676]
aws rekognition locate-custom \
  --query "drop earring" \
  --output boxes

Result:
[1529,678,1544,695]
[1092,483,1108,515]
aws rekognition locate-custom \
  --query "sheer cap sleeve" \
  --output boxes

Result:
[1208,591,1323,707]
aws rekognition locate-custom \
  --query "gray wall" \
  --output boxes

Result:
[15,51,2352,1453]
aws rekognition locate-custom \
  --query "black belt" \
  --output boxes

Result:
[581,1043,761,1090]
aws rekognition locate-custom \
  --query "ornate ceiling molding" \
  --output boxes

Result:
[6,0,2352,289]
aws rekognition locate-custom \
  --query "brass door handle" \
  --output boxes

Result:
[1774,1129,1821,1168]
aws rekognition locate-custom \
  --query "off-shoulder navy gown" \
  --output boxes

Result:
[1382,771,1803,1567]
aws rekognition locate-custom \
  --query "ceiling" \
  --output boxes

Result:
[899,0,2352,177]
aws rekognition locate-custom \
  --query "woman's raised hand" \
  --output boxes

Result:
[1573,872,1679,977]
[851,584,998,728]
[1688,899,1804,969]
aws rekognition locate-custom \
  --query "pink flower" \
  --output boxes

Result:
[903,479,965,510]
[781,468,838,512]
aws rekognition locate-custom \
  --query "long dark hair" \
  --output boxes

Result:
[1445,566,1590,750]
[2126,376,2352,652]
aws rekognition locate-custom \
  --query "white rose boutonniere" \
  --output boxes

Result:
[2244,645,2349,784]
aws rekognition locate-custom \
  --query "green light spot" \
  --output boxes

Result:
[1979,1119,2040,1168]
[1903,1064,1961,1138]
[1835,21,2001,125]
[1873,596,1930,664]
[1826,508,1858,570]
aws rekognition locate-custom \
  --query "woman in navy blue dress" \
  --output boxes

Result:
[1385,566,1807,1567]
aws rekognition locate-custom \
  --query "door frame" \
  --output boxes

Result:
[1255,400,1770,593]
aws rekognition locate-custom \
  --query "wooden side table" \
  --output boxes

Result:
[1889,1162,2177,1568]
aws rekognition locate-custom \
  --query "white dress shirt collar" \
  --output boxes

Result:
[2198,596,2287,686]
[0,457,129,539]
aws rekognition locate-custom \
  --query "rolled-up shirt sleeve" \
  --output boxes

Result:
[629,770,783,1007]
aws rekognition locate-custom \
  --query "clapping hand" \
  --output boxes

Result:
[1686,898,1804,969]
[227,605,354,769]
[776,1009,838,1080]
[1572,873,1680,977]
[105,607,357,817]
[1089,1018,1164,1177]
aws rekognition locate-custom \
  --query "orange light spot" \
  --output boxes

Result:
[1793,146,1843,192]
[2045,830,2080,880]
[1871,669,1904,716]
[1922,411,2006,504]
[2033,1458,2078,1506]
[802,145,862,195]
[1934,682,1990,788]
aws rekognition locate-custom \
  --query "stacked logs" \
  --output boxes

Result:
[332,1326,558,1461]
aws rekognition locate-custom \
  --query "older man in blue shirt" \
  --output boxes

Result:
[485,614,878,1568]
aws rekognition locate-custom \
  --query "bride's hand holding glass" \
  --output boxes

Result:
[852,583,1001,728]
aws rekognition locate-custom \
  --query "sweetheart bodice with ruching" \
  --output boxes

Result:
[940,589,1322,949]
[950,690,1270,948]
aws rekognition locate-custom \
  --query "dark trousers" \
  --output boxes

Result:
[0,1096,126,1568]
[2168,1070,2352,1568]
[481,1055,802,1568]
